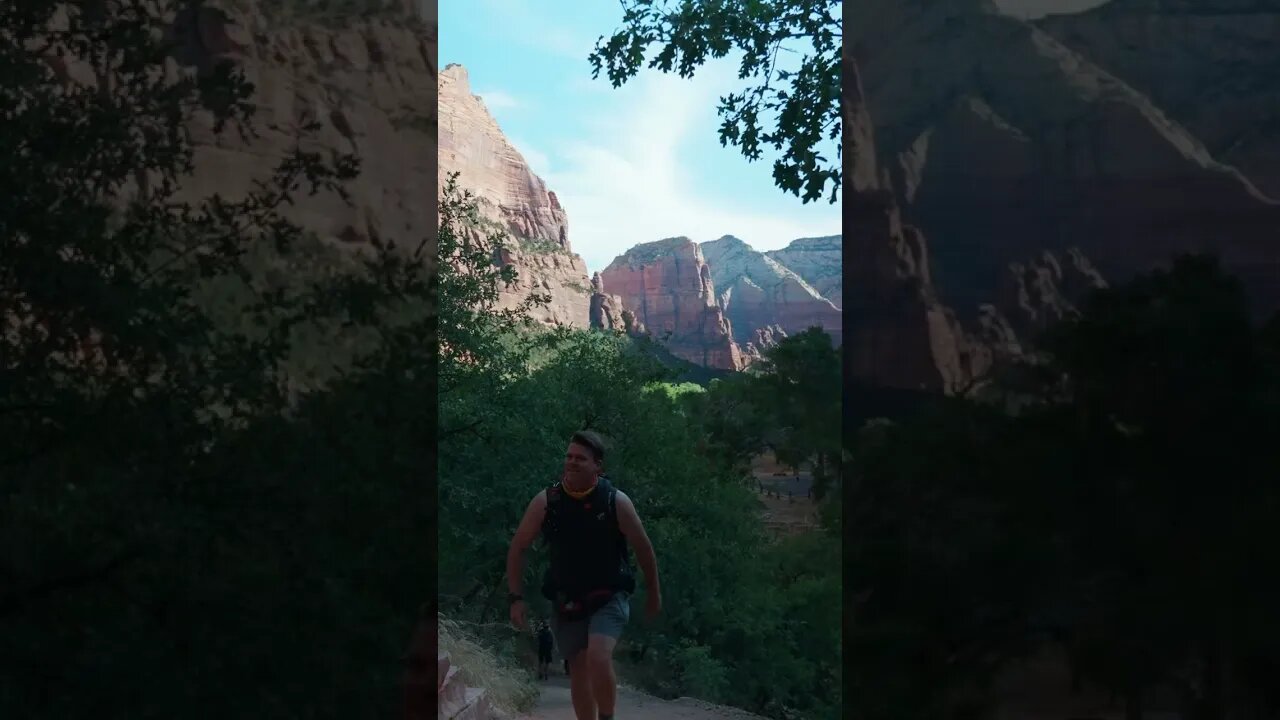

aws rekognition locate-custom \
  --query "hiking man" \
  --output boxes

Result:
[536,621,555,680]
[506,431,663,720]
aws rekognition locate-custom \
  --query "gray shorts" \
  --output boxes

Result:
[550,592,630,662]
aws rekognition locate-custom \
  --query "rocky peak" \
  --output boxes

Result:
[852,0,1280,328]
[438,62,592,327]
[439,63,572,251]
[709,233,750,248]
[1080,0,1280,13]
[1036,0,1280,199]
[700,236,841,347]
[763,235,843,309]
[614,236,701,265]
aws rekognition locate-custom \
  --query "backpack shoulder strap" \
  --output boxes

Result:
[545,482,563,510]
[598,476,621,529]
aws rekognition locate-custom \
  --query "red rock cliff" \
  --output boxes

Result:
[601,238,746,370]
[438,63,592,327]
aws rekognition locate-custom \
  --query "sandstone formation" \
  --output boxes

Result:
[743,324,788,359]
[850,0,1280,325]
[1038,0,1280,200]
[845,51,996,393]
[167,3,437,259]
[763,235,844,309]
[601,239,746,370]
[700,235,842,347]
[87,1,443,395]
[438,63,592,327]
[438,64,567,247]
[999,248,1108,339]
[588,272,646,335]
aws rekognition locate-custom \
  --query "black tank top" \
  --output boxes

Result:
[539,476,635,599]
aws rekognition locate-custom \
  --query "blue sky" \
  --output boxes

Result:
[438,0,842,273]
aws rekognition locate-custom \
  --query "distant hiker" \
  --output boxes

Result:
[507,430,663,720]
[536,621,554,680]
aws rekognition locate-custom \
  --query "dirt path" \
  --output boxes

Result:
[517,677,767,720]
[749,452,820,534]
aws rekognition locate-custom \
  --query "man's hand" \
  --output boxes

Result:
[645,591,662,622]
[510,599,527,630]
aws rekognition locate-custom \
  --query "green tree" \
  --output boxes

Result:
[589,0,842,203]
[695,372,771,472]
[751,328,842,497]
[437,172,550,443]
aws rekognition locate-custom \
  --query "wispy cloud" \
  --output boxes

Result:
[476,89,521,110]
[508,137,552,176]
[542,65,840,273]
[476,0,602,61]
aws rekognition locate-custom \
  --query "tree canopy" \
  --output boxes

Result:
[589,0,842,203]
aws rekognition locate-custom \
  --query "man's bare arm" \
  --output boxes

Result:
[506,491,546,597]
[615,491,660,598]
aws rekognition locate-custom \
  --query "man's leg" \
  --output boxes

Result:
[568,649,596,720]
[552,615,595,720]
[586,633,619,718]
[585,593,631,720]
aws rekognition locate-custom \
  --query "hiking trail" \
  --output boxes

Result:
[516,676,768,720]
